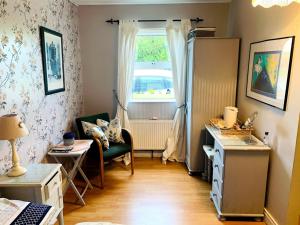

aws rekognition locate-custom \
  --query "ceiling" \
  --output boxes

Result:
[70,0,231,5]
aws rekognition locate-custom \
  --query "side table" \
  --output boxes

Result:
[48,139,93,206]
[0,163,64,225]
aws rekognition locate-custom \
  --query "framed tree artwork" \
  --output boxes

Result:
[246,36,294,111]
[40,26,65,95]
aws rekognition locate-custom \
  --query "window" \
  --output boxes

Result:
[131,29,174,102]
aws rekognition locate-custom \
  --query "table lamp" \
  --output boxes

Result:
[0,114,29,177]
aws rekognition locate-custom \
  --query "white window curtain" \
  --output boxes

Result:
[162,19,191,163]
[116,20,139,165]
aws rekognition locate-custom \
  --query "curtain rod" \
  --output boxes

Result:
[105,17,203,24]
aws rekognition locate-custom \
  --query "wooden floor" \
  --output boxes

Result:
[62,158,266,225]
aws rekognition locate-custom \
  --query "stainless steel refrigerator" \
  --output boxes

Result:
[185,37,240,174]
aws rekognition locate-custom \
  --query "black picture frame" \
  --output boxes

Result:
[246,36,295,111]
[40,26,65,95]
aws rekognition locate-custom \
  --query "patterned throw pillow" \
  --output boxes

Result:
[96,119,109,133]
[81,121,109,150]
[97,118,124,143]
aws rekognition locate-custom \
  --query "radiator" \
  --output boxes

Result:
[130,120,173,150]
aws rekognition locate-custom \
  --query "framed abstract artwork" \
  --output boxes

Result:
[40,26,65,95]
[246,36,295,111]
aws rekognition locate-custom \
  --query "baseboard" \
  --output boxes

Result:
[264,208,279,225]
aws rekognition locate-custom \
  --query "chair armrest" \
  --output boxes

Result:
[93,137,103,151]
[122,128,133,148]
[92,137,104,165]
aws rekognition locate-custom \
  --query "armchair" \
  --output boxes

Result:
[75,113,134,188]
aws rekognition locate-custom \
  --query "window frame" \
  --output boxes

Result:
[130,28,175,103]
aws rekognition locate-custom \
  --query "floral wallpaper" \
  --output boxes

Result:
[0,0,83,174]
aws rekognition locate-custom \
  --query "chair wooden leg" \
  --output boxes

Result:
[130,149,134,175]
[93,137,105,189]
[99,159,105,189]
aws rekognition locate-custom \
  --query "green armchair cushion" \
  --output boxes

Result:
[103,143,131,161]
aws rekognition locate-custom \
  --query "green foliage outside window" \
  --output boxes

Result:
[136,36,169,62]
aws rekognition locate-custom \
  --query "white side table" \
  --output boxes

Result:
[48,139,93,206]
[0,163,64,225]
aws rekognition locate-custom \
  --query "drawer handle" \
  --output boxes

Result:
[215,149,220,153]
[214,164,218,168]
[213,193,217,197]
[213,179,218,183]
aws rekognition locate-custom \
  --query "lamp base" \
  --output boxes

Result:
[7,165,27,177]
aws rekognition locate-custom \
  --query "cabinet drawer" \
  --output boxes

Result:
[45,172,61,199]
[214,142,224,162]
[212,166,224,194]
[211,184,222,210]
[44,171,63,211]
[213,156,224,179]
[45,185,62,212]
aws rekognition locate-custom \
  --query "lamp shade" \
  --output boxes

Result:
[252,0,300,7]
[0,114,29,140]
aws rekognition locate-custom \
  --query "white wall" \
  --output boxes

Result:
[228,1,300,224]
[78,3,230,117]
